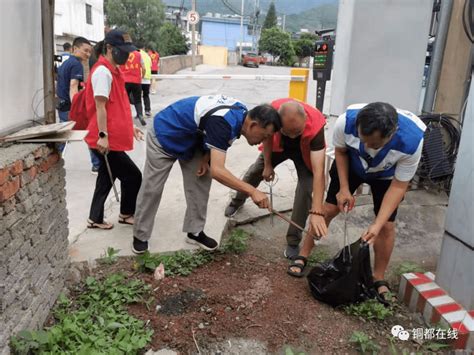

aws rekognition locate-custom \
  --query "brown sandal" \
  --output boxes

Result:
[118,214,134,225]
[87,219,114,230]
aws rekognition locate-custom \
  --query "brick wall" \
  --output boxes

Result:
[0,144,69,354]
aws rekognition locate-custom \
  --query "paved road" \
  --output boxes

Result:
[67,64,328,262]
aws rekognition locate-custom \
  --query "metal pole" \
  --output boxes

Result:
[191,0,196,71]
[239,0,245,60]
[315,80,326,112]
[41,0,56,124]
[422,0,453,113]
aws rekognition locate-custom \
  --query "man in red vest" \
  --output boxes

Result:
[120,50,146,126]
[225,98,327,264]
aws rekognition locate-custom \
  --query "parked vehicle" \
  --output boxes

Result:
[242,52,265,67]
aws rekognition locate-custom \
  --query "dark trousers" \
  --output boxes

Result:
[141,84,151,112]
[125,82,143,117]
[89,150,142,223]
[231,152,313,246]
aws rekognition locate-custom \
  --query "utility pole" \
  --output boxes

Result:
[239,0,245,60]
[191,0,196,71]
[41,0,56,124]
[282,14,286,31]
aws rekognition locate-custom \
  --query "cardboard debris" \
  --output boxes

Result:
[0,121,87,143]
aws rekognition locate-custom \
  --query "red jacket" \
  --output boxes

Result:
[84,56,134,151]
[120,50,142,84]
[265,98,326,171]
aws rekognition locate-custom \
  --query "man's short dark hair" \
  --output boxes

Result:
[72,37,91,48]
[63,42,72,51]
[356,102,398,138]
[248,104,281,132]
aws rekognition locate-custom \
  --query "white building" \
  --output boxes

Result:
[54,0,104,51]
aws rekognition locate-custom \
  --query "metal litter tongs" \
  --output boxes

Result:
[263,173,279,227]
[104,153,120,202]
[342,204,352,263]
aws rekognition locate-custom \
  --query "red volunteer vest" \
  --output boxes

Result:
[149,50,159,71]
[84,56,134,151]
[265,98,326,171]
[120,50,142,84]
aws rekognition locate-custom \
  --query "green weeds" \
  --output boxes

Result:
[393,262,425,276]
[350,331,381,354]
[344,299,394,321]
[221,228,249,254]
[134,250,214,276]
[11,274,152,354]
[98,247,120,265]
[306,247,331,265]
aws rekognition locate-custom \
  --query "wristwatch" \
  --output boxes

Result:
[98,131,108,138]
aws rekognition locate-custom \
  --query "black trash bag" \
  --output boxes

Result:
[307,238,377,307]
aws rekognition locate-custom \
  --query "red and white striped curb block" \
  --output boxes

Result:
[399,272,474,350]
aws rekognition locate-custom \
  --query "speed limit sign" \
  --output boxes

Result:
[187,10,200,25]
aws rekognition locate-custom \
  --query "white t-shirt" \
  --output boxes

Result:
[332,113,423,182]
[91,65,113,98]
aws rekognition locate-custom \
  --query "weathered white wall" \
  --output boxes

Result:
[329,0,432,116]
[0,0,44,134]
[55,0,104,45]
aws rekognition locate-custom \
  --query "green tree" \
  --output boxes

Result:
[157,23,189,56]
[105,0,165,49]
[293,33,316,66]
[259,27,295,66]
[262,2,278,30]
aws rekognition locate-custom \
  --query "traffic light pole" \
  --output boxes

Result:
[315,80,326,112]
[312,38,334,113]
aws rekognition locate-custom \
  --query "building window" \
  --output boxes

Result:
[86,4,92,25]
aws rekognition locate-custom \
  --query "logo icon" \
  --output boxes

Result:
[391,325,410,341]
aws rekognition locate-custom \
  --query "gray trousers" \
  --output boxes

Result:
[231,152,313,246]
[134,131,212,242]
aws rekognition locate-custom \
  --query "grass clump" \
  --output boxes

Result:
[98,246,120,265]
[350,331,381,354]
[345,299,394,321]
[307,247,331,265]
[393,261,425,276]
[135,250,214,276]
[221,228,249,254]
[11,274,152,354]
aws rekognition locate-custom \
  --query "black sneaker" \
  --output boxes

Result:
[145,111,152,117]
[132,237,148,254]
[186,231,218,251]
[136,115,147,126]
[224,201,244,217]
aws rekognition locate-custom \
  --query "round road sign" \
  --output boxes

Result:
[187,11,200,25]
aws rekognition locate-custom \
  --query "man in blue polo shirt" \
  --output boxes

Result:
[132,95,281,254]
[56,37,100,173]
[288,102,425,302]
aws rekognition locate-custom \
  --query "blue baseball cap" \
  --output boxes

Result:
[104,29,136,53]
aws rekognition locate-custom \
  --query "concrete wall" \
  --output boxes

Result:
[329,0,432,116]
[1,0,44,134]
[159,55,203,74]
[199,46,228,67]
[0,144,69,354]
[435,72,474,310]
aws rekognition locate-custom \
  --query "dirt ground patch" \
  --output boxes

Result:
[64,214,449,355]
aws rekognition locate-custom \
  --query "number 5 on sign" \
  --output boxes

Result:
[187,10,200,25]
